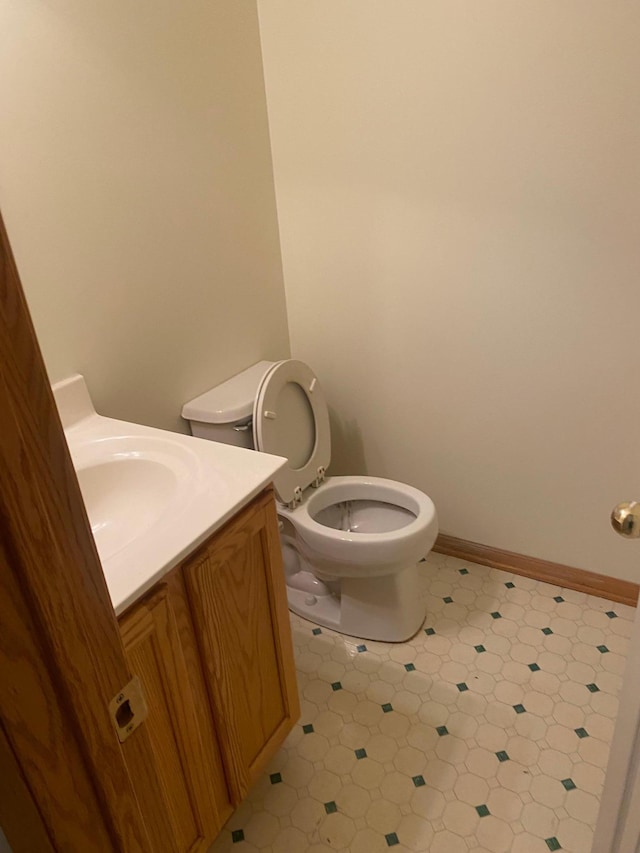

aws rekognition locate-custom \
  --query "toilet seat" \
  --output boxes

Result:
[253,359,438,576]
[254,360,331,505]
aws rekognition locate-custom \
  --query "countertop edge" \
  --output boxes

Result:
[112,472,279,617]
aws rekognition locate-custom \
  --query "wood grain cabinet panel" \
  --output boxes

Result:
[119,585,230,853]
[184,490,300,802]
[117,488,299,848]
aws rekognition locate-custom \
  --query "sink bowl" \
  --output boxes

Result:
[71,434,202,562]
[78,458,179,560]
[54,373,286,615]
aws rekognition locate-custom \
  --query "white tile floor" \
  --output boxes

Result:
[210,552,635,853]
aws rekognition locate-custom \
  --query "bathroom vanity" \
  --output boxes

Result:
[117,487,299,852]
[52,375,300,852]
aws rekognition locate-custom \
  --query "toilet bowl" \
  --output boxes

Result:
[182,360,438,641]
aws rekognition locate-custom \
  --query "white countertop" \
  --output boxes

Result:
[55,375,287,615]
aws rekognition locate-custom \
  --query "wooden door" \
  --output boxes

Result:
[592,571,640,851]
[184,489,300,802]
[119,582,232,853]
[0,212,155,850]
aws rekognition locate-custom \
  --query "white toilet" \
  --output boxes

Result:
[182,360,438,642]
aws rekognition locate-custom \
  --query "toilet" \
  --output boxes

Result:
[182,360,438,641]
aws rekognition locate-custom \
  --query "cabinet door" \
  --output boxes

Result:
[184,489,300,802]
[119,585,230,853]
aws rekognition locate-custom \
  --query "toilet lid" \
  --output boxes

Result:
[253,359,331,504]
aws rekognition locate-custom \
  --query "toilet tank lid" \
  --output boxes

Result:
[181,360,275,424]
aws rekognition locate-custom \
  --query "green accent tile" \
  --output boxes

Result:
[476,804,490,817]
[385,833,400,847]
[586,683,600,693]
[425,627,435,636]
[554,596,565,603]
[404,662,416,671]
[528,662,540,672]
[597,645,610,654]
[382,703,394,713]
[459,568,469,575]
[302,724,314,734]
[269,772,282,784]
[324,801,338,814]
[443,596,453,604]
[606,611,618,619]
[474,644,486,653]
[513,704,526,714]
[457,682,469,692]
[505,582,515,588]
[575,727,589,738]
[490,611,502,619]
[412,775,426,787]
[496,751,509,762]
[561,778,576,791]
[331,682,343,691]
[356,644,367,653]
[231,830,245,843]
[355,748,367,759]
[545,838,562,851]
[436,725,449,736]
[542,627,553,635]
[312,628,322,635]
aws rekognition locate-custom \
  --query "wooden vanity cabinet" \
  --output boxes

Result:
[118,487,299,851]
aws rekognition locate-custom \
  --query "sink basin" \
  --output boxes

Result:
[78,457,180,560]
[71,434,202,562]
[54,374,286,614]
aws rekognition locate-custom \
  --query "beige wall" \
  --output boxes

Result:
[259,2,640,581]
[3,1,640,582]
[0,0,289,433]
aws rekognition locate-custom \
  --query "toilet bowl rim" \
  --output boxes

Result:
[278,475,437,544]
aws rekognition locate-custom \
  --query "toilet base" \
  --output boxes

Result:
[286,562,425,643]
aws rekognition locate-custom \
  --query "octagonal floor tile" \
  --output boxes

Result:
[210,554,633,853]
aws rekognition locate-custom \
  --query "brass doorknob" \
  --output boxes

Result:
[611,502,640,538]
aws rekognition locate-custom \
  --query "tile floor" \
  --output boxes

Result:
[210,552,635,853]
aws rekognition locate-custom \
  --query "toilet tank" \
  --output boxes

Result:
[181,360,275,449]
